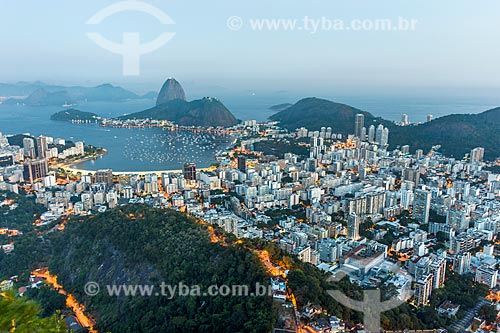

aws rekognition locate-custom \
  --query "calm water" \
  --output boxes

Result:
[0,94,498,171]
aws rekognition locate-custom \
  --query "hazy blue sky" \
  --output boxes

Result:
[1,0,500,96]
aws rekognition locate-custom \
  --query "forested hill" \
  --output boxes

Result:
[389,107,500,159]
[121,97,239,127]
[270,98,500,160]
[46,206,274,333]
[269,97,391,134]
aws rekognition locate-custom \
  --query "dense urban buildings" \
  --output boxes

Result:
[1,116,500,332]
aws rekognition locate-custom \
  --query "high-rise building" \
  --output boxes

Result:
[375,124,389,146]
[354,114,364,138]
[375,125,383,144]
[475,265,498,288]
[450,233,475,254]
[382,127,389,146]
[94,169,114,187]
[23,137,36,159]
[23,158,48,184]
[144,173,159,193]
[183,162,197,181]
[36,136,49,158]
[366,192,386,215]
[237,156,247,173]
[414,274,433,307]
[368,125,375,143]
[470,147,484,163]
[453,181,470,200]
[413,189,431,224]
[453,252,471,275]
[309,137,324,148]
[75,141,85,156]
[347,212,361,240]
[484,244,494,256]
[0,132,8,148]
[345,196,367,216]
[414,256,430,278]
[316,238,339,262]
[403,168,420,186]
[429,256,446,289]
[401,114,409,126]
[307,158,317,172]
[415,149,424,159]
[447,203,470,232]
[401,189,414,209]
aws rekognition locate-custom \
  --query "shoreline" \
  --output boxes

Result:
[47,124,234,175]
[51,149,108,172]
[68,149,108,167]
[61,166,213,176]
[59,150,214,175]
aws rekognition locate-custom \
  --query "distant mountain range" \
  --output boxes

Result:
[121,78,238,127]
[270,97,500,160]
[33,79,500,159]
[44,78,239,127]
[0,81,156,106]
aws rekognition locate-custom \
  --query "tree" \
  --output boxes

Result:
[478,304,497,324]
[436,231,448,243]
[0,291,67,333]
[27,285,66,317]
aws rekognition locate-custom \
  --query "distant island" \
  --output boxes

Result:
[270,97,500,160]
[45,78,239,128]
[50,109,99,122]
[0,81,156,106]
[121,78,239,127]
[269,103,293,111]
[39,84,500,160]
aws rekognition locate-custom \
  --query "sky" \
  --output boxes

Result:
[1,0,500,97]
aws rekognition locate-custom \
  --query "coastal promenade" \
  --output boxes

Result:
[62,166,212,176]
[54,149,215,176]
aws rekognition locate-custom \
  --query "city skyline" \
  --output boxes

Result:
[2,2,500,332]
